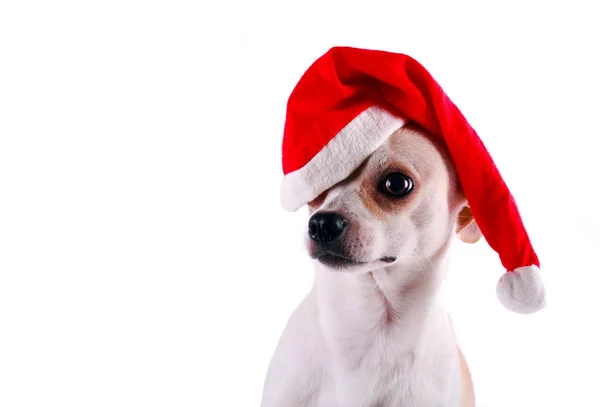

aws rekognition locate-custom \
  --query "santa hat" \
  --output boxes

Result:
[280,46,546,314]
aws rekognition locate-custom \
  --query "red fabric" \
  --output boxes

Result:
[282,46,539,273]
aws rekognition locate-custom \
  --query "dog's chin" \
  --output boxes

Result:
[315,253,365,270]
[312,252,396,272]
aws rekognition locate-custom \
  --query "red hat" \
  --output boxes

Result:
[280,46,546,314]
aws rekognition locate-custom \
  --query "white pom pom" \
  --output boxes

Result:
[496,265,546,314]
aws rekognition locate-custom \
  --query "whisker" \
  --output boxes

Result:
[411,254,427,279]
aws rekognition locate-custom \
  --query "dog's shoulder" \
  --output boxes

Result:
[261,292,323,407]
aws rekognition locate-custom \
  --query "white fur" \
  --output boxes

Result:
[264,127,474,407]
[261,257,462,407]
[496,265,546,314]
[280,106,406,212]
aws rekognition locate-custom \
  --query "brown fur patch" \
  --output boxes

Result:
[456,206,474,232]
[458,346,475,407]
[358,184,386,219]
[456,206,482,243]
[308,190,328,209]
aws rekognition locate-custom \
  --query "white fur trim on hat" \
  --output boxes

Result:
[496,265,546,314]
[281,105,406,211]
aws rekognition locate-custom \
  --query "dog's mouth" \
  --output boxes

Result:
[315,252,365,269]
[312,251,396,270]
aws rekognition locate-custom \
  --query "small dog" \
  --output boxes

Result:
[261,124,480,407]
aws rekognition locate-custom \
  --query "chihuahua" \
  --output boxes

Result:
[261,124,481,407]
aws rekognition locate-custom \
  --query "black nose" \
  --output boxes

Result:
[308,212,347,245]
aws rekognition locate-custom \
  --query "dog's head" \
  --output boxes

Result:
[307,125,482,272]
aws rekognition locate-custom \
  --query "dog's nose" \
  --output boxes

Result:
[308,212,347,245]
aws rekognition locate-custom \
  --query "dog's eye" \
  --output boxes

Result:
[380,173,414,197]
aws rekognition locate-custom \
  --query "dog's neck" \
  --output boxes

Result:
[313,245,451,354]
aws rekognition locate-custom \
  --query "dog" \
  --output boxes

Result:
[261,124,481,407]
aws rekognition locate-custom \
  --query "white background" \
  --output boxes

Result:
[1,1,599,406]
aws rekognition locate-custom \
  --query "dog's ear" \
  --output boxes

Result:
[456,206,482,243]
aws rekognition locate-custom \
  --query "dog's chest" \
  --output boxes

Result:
[312,332,458,407]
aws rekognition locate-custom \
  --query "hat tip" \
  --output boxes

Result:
[496,265,546,314]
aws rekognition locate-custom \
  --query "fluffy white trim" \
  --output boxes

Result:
[496,265,546,314]
[281,105,406,211]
